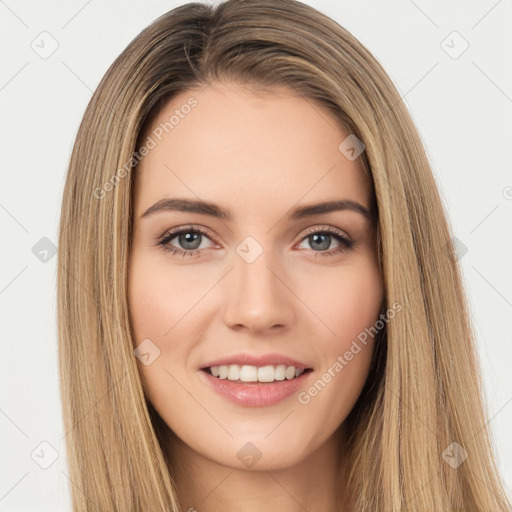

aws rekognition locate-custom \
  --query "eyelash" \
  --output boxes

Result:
[156,225,355,258]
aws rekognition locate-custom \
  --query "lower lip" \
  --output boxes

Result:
[198,369,312,407]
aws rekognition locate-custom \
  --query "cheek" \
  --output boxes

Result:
[300,257,384,348]
[129,275,172,340]
[127,254,212,394]
[128,259,197,413]
[295,259,383,408]
[302,262,383,411]
[128,254,206,344]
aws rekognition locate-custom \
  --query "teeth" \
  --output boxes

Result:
[274,364,286,381]
[258,365,275,383]
[227,365,240,381]
[208,364,306,383]
[240,365,257,382]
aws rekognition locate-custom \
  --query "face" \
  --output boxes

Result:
[128,81,384,471]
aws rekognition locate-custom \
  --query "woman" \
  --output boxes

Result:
[57,0,511,510]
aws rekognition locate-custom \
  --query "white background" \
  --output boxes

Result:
[1,0,511,509]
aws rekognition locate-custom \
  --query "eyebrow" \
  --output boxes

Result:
[140,197,373,221]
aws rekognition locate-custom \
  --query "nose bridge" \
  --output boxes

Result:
[223,235,294,332]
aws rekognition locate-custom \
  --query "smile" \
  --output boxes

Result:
[203,364,311,383]
[199,366,314,407]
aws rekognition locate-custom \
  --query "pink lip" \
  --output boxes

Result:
[200,352,312,370]
[198,368,313,407]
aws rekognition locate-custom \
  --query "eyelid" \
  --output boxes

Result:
[298,224,352,243]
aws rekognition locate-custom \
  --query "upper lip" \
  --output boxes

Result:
[200,352,312,370]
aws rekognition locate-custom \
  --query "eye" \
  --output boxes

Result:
[296,226,355,257]
[156,225,355,258]
[157,225,215,257]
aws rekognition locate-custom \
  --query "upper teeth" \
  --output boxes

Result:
[209,364,305,382]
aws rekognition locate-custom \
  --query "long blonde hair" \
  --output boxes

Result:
[57,1,511,510]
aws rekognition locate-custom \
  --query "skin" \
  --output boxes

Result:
[128,80,384,512]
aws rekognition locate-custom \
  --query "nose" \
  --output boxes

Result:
[222,246,296,334]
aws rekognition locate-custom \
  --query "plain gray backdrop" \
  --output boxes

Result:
[1,0,511,510]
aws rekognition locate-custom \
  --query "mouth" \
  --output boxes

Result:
[198,353,314,406]
[199,364,314,407]
[201,364,314,383]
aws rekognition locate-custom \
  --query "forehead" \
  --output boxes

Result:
[133,81,371,219]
